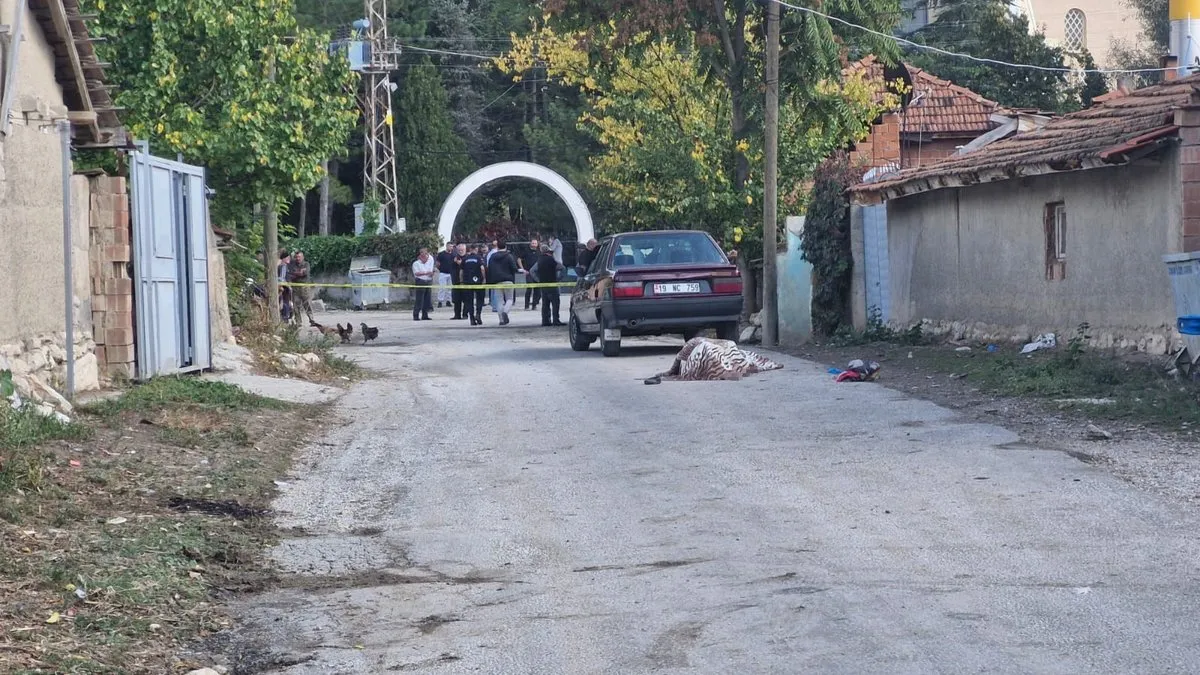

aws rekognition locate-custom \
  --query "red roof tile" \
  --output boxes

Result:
[846,56,1001,137]
[851,74,1200,201]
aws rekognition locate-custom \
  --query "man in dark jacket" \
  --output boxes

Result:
[486,241,519,325]
[536,244,564,326]
[576,238,599,276]
[519,238,540,311]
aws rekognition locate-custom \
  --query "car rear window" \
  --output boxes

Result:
[611,232,725,267]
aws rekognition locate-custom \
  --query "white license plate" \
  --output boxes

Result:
[654,282,701,294]
[603,328,621,341]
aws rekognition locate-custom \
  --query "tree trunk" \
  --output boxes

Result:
[264,206,280,324]
[737,253,755,321]
[298,193,308,238]
[318,159,331,236]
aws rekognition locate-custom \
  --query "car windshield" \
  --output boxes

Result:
[611,232,725,267]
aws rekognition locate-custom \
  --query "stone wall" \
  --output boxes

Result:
[87,176,136,381]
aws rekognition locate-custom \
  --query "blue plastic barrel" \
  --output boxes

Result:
[1178,315,1200,336]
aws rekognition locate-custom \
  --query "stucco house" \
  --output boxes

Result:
[849,73,1200,353]
[0,0,123,401]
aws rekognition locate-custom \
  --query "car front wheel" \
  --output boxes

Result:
[569,312,594,352]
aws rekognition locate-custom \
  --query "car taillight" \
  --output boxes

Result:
[712,277,742,295]
[613,281,644,298]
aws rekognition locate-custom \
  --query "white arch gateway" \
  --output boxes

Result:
[437,161,595,244]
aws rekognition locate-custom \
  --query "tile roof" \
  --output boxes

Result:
[852,74,1200,202]
[25,0,122,145]
[847,56,1001,137]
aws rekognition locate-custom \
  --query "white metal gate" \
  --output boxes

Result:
[129,148,212,378]
[863,203,891,323]
[860,166,896,324]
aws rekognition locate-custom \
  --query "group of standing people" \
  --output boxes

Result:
[409,237,566,327]
[277,249,313,324]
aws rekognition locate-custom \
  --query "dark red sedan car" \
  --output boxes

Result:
[568,230,743,357]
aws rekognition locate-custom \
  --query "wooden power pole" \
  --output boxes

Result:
[264,207,280,323]
[762,0,780,345]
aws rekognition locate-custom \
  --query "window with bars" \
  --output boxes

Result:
[1045,202,1067,280]
[1064,9,1087,51]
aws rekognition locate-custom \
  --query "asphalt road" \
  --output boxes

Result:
[230,305,1200,674]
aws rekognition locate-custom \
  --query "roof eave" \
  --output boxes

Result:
[851,156,1147,205]
[27,0,123,146]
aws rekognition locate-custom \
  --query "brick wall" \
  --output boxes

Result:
[87,176,135,381]
[901,139,963,168]
[849,113,901,170]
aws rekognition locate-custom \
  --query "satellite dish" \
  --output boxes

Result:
[881,61,915,109]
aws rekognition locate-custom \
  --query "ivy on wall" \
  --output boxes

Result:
[800,153,859,337]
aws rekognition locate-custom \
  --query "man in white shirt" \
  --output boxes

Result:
[411,248,435,321]
[548,235,565,283]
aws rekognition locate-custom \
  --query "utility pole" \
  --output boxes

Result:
[358,1,403,231]
[264,54,281,324]
[761,0,780,346]
[265,207,280,322]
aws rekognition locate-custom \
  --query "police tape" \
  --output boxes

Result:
[281,281,575,291]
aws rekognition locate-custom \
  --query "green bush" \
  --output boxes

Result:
[284,232,443,276]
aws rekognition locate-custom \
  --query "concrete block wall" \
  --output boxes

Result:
[87,176,136,381]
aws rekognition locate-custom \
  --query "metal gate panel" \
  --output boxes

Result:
[863,203,891,323]
[185,174,211,370]
[130,148,212,378]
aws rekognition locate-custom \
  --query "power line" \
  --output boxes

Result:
[401,44,500,60]
[401,5,1172,77]
[771,0,1172,74]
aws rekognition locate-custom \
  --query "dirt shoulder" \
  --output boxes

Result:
[0,377,329,674]
[778,338,1200,505]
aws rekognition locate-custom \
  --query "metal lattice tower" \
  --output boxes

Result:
[358,0,404,232]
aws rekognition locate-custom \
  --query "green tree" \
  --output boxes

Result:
[904,0,1083,112]
[396,60,478,229]
[84,0,359,227]
[498,29,890,247]
[1110,0,1167,84]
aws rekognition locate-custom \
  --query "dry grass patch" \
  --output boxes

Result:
[0,377,323,673]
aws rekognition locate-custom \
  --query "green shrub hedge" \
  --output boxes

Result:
[284,232,443,276]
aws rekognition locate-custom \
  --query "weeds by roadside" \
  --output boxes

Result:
[0,377,321,673]
[237,318,363,382]
[812,322,1200,431]
[827,310,925,347]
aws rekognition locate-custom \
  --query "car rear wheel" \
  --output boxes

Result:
[569,313,594,352]
[600,323,621,357]
[716,321,739,342]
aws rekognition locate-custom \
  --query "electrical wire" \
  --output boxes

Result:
[401,44,500,60]
[770,0,1175,75]
[395,3,1176,76]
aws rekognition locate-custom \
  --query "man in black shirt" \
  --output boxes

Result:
[449,243,468,320]
[458,246,486,325]
[486,241,519,325]
[535,244,564,326]
[435,243,456,309]
[518,238,540,311]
